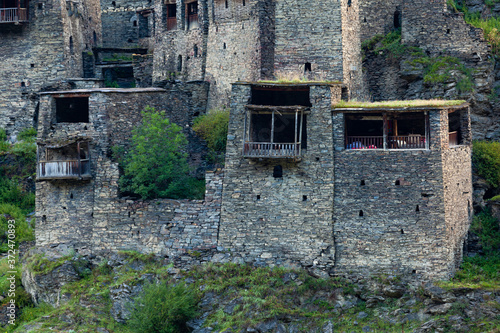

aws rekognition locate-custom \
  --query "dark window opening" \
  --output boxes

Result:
[223,42,226,49]
[364,17,366,22]
[194,44,198,57]
[225,0,228,8]
[345,112,427,150]
[251,87,311,106]
[360,180,365,186]
[359,210,363,217]
[395,180,400,186]
[93,31,97,45]
[447,29,450,34]
[56,97,89,123]
[21,82,26,87]
[273,165,283,178]
[448,110,462,146]
[256,195,260,200]
[102,67,135,88]
[416,205,420,212]
[128,38,133,43]
[70,193,73,199]
[164,3,177,30]
[38,3,43,9]
[177,55,182,72]
[69,36,74,54]
[186,1,198,29]
[347,0,351,7]
[394,10,401,29]
[304,62,312,72]
[133,20,137,26]
[112,1,116,6]
[401,229,404,234]
[242,0,245,5]
[302,195,307,201]
[31,63,35,68]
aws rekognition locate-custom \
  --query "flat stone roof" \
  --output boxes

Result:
[234,81,345,87]
[40,87,166,95]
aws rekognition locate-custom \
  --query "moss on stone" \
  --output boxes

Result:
[333,99,467,109]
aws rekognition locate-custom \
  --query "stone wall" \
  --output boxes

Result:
[36,86,214,255]
[219,83,337,276]
[0,0,100,136]
[152,0,208,83]
[402,0,489,61]
[100,0,151,47]
[273,0,343,82]
[359,0,402,41]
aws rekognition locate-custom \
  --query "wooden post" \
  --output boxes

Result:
[294,109,298,156]
[425,111,429,150]
[77,141,81,177]
[243,109,247,155]
[299,109,304,156]
[383,113,387,150]
[271,109,275,149]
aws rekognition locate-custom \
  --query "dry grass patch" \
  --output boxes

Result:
[333,99,466,109]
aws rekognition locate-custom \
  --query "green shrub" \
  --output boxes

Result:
[0,178,35,213]
[192,108,229,153]
[119,106,204,199]
[127,282,198,333]
[17,128,37,142]
[0,204,34,253]
[471,208,500,254]
[472,140,500,188]
[0,129,7,142]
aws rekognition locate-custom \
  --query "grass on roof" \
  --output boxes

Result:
[333,99,467,109]
[257,79,342,85]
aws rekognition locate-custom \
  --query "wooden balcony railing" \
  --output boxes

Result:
[449,131,459,146]
[0,8,28,23]
[243,142,300,158]
[346,136,383,149]
[166,17,177,30]
[37,159,91,180]
[346,135,426,150]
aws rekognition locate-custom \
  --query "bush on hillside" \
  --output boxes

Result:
[192,108,229,165]
[0,204,34,253]
[118,106,204,200]
[127,282,198,333]
[472,140,500,188]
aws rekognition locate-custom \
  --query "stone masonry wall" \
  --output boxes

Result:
[273,0,343,82]
[341,0,366,100]
[402,0,489,61]
[0,0,100,136]
[219,84,336,276]
[359,0,402,41]
[100,0,151,47]
[152,0,208,83]
[332,107,472,280]
[204,0,262,108]
[36,87,215,255]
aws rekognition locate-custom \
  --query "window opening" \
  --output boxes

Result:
[448,110,462,146]
[360,180,365,186]
[304,62,312,72]
[273,165,283,178]
[225,0,228,8]
[302,195,307,201]
[223,42,226,49]
[347,0,351,7]
[193,44,198,57]
[55,97,89,123]
[186,1,198,29]
[177,55,182,72]
[93,31,97,45]
[359,210,363,217]
[394,10,401,29]
[256,195,260,200]
[242,0,245,5]
[395,180,400,186]
[416,205,420,212]
[38,3,43,9]
[345,112,428,150]
[165,3,177,30]
[69,36,74,54]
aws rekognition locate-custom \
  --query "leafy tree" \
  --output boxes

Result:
[472,140,500,188]
[118,106,204,199]
[192,108,229,165]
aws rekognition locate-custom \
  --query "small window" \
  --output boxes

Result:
[394,10,401,29]
[93,31,97,45]
[194,44,198,57]
[56,97,89,123]
[177,55,182,72]
[448,110,462,146]
[304,62,312,72]
[225,0,228,8]
[69,36,74,54]
[133,20,137,27]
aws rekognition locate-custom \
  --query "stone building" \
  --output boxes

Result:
[0,0,101,136]
[220,82,472,280]
[34,80,473,281]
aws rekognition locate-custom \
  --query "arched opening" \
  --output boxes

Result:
[304,62,312,72]
[112,0,116,6]
[69,36,74,54]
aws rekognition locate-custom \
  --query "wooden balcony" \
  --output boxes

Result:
[346,135,426,150]
[243,142,301,158]
[0,8,28,23]
[37,159,91,180]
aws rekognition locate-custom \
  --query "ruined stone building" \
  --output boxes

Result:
[0,0,477,279]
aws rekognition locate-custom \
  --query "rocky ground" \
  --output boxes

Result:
[1,248,497,333]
